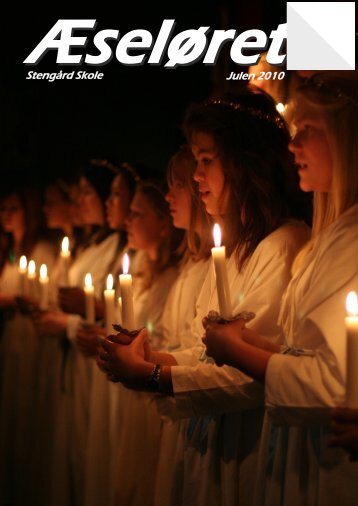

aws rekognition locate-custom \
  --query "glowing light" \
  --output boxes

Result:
[276,102,286,114]
[85,272,93,288]
[28,260,36,276]
[213,223,222,248]
[106,273,114,290]
[40,264,48,280]
[61,236,69,254]
[346,291,358,316]
[122,253,130,275]
[19,255,27,271]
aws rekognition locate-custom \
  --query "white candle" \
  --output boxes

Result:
[27,259,38,300]
[119,253,135,329]
[117,296,122,325]
[346,290,358,408]
[84,272,95,324]
[59,236,71,286]
[104,274,115,334]
[39,264,49,310]
[211,224,232,319]
[18,255,27,296]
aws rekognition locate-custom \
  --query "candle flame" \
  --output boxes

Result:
[346,291,358,316]
[85,272,93,288]
[106,273,114,290]
[122,253,130,275]
[276,102,286,114]
[19,255,27,270]
[28,260,36,276]
[40,264,47,279]
[61,236,69,253]
[213,223,222,248]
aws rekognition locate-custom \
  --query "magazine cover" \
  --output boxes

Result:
[1,2,357,506]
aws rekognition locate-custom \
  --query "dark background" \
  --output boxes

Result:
[1,1,287,187]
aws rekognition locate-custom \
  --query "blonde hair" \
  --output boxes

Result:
[291,73,358,269]
[167,145,212,263]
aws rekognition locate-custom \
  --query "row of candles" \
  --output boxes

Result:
[18,251,134,335]
[16,227,358,407]
[83,252,135,333]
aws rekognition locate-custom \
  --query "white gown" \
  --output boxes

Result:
[153,257,211,506]
[0,241,55,506]
[30,251,71,506]
[83,234,127,506]
[50,232,119,506]
[255,204,358,506]
[158,221,310,506]
[109,263,178,506]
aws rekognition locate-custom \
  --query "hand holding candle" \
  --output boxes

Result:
[119,253,135,330]
[346,291,358,408]
[104,274,115,334]
[39,264,49,310]
[84,273,95,324]
[212,224,232,319]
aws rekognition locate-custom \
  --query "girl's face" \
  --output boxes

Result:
[78,177,105,225]
[0,194,25,235]
[126,192,167,253]
[289,103,333,192]
[43,186,71,229]
[106,174,131,230]
[165,178,191,230]
[192,132,229,216]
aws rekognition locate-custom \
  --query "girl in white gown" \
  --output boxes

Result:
[153,146,212,506]
[203,74,358,506]
[36,160,120,506]
[30,177,84,506]
[0,187,55,506]
[79,164,139,506]
[99,89,311,506]
[104,182,182,506]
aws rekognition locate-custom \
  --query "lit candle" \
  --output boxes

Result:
[18,255,27,296]
[27,259,38,300]
[119,253,135,329]
[104,274,115,334]
[84,273,95,324]
[346,290,358,408]
[212,224,232,319]
[39,264,49,310]
[60,236,71,286]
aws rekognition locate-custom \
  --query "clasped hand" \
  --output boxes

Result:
[97,328,150,384]
[202,317,246,366]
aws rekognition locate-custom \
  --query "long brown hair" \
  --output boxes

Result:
[183,87,310,270]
